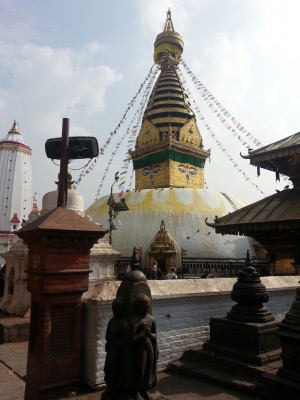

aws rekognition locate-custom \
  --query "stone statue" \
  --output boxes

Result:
[103,297,128,393]
[102,271,158,400]
[131,295,157,398]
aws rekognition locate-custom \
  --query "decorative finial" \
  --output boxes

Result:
[9,120,20,135]
[153,10,184,65]
[164,8,174,32]
[55,170,74,189]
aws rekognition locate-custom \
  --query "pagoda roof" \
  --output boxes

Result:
[206,188,300,235]
[242,131,300,172]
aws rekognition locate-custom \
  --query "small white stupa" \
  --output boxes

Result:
[41,172,85,217]
[41,172,119,282]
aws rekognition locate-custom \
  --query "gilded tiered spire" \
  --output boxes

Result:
[131,11,210,190]
[144,59,194,128]
[9,120,20,135]
[154,9,184,65]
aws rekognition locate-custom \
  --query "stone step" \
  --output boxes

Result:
[167,345,281,396]
[182,345,280,377]
[0,313,30,344]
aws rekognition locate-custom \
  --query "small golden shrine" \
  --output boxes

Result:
[148,220,177,273]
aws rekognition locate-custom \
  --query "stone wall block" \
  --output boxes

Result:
[81,277,299,389]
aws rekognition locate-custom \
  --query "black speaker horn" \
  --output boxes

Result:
[45,136,99,160]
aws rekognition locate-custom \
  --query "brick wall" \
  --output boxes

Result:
[81,277,298,389]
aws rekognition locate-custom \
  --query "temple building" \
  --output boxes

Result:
[206,132,300,275]
[0,121,32,253]
[86,11,257,273]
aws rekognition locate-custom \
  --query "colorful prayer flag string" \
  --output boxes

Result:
[179,59,264,149]
[73,63,158,190]
[179,74,266,195]
[94,65,160,199]
[198,107,266,195]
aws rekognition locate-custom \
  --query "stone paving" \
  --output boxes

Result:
[0,362,25,400]
[0,341,266,400]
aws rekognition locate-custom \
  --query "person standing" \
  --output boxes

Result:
[147,261,162,280]
[167,267,177,280]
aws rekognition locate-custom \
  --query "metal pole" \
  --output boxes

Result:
[108,181,115,245]
[57,118,69,208]
[108,172,119,245]
[108,205,113,246]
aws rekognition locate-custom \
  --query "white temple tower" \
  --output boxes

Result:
[0,121,32,252]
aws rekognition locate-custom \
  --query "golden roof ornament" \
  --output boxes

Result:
[154,9,184,65]
[9,120,20,135]
[56,171,74,189]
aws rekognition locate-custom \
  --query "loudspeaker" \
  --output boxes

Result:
[45,136,99,160]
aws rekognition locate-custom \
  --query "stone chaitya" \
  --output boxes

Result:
[277,284,300,381]
[203,251,281,365]
[262,282,300,400]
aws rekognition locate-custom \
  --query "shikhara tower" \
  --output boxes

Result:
[0,121,32,251]
[131,10,210,190]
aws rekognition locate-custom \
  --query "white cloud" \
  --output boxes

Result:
[0,42,122,134]
[0,34,122,201]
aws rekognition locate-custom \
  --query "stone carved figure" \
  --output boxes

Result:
[131,295,157,398]
[102,271,158,400]
[103,297,128,395]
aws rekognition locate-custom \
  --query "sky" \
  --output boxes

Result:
[1,0,300,210]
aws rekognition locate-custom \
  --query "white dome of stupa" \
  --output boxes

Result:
[86,188,254,269]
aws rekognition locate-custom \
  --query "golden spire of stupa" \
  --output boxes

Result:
[154,9,184,65]
[131,10,210,191]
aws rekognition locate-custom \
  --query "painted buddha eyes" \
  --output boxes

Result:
[177,165,197,176]
[142,168,151,176]
[142,166,161,177]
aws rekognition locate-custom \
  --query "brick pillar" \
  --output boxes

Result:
[272,249,296,275]
[17,207,107,400]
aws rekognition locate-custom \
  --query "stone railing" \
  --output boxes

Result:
[81,276,299,390]
[180,257,272,278]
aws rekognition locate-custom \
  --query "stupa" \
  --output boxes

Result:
[0,121,32,253]
[86,10,256,272]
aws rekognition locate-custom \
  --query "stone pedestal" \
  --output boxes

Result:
[204,255,281,367]
[262,372,300,400]
[89,238,120,283]
[262,284,300,400]
[276,284,300,380]
[17,207,107,400]
[204,317,281,365]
